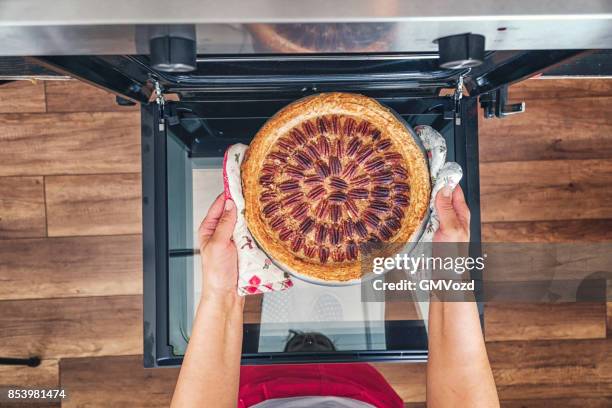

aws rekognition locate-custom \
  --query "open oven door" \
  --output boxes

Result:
[31,48,587,367]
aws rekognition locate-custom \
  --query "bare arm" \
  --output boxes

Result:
[172,195,244,408]
[426,186,499,408]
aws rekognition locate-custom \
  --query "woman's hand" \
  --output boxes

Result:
[173,193,243,408]
[197,194,241,306]
[433,185,470,243]
[428,187,500,408]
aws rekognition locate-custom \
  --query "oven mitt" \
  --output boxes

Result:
[409,125,463,329]
[414,125,463,241]
[222,126,461,296]
[223,144,293,296]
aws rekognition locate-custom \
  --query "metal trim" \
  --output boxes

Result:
[454,96,485,321]
[142,103,174,368]
[32,55,154,104]
[466,50,587,95]
[2,1,611,24]
[1,2,611,56]
[196,54,441,62]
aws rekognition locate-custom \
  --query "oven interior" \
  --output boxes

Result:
[164,97,478,362]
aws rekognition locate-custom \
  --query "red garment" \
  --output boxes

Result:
[238,363,403,408]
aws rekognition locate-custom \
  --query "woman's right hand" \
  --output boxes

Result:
[197,194,241,307]
[433,184,470,243]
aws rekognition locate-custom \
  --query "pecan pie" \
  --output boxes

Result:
[242,93,430,282]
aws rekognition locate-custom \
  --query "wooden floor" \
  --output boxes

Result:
[0,79,611,407]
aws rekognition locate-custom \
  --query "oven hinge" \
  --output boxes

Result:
[153,80,166,132]
[452,73,465,126]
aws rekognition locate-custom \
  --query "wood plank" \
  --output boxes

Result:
[489,339,612,400]
[0,81,46,113]
[0,400,60,407]
[483,218,610,342]
[60,355,178,408]
[608,301,611,337]
[373,363,427,403]
[480,159,612,223]
[479,97,612,162]
[608,280,611,337]
[0,296,141,359]
[45,80,138,113]
[480,241,609,342]
[485,303,607,342]
[45,174,141,237]
[0,235,142,301]
[0,176,46,239]
[0,359,58,387]
[483,219,612,242]
[0,111,140,177]
[501,398,612,408]
[510,78,612,100]
[480,243,609,300]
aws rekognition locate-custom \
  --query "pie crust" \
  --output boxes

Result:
[242,93,430,281]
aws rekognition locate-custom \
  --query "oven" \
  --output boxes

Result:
[34,51,575,367]
[2,1,610,368]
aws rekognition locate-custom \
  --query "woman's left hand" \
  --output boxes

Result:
[433,184,470,243]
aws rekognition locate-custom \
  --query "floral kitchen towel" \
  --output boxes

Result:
[222,126,461,296]
[223,144,293,296]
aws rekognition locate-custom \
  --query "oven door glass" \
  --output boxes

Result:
[165,97,463,362]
